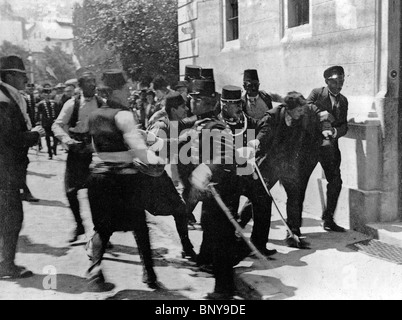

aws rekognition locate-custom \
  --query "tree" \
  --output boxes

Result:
[73,0,179,86]
[0,40,30,63]
[42,46,76,83]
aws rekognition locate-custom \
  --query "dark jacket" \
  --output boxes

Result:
[0,85,40,189]
[306,87,348,140]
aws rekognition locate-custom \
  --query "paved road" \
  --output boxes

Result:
[1,145,402,300]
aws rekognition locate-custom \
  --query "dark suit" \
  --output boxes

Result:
[0,85,40,265]
[306,87,348,219]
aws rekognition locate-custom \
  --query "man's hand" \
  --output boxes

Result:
[32,125,45,137]
[65,139,83,152]
[190,163,212,190]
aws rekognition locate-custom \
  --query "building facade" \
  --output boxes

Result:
[178,0,402,232]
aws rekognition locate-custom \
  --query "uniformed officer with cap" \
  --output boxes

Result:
[306,66,348,233]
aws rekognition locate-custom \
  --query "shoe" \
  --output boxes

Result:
[323,220,346,232]
[87,269,115,292]
[182,248,197,262]
[48,156,53,160]
[142,268,158,289]
[21,193,40,202]
[204,292,234,300]
[0,262,33,279]
[258,247,277,257]
[285,235,311,249]
[69,224,85,243]
[197,264,214,274]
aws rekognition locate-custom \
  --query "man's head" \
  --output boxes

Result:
[41,83,53,100]
[146,90,156,104]
[151,75,169,101]
[175,80,189,96]
[64,84,75,98]
[55,82,66,94]
[324,66,345,96]
[284,91,307,120]
[165,92,188,121]
[26,83,35,93]
[101,69,129,107]
[77,70,97,98]
[189,79,217,116]
[0,55,29,90]
[243,69,260,98]
[221,85,244,123]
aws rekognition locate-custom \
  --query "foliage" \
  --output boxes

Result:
[72,0,179,86]
[0,41,76,85]
[42,46,76,83]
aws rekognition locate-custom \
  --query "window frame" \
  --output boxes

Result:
[222,0,240,50]
[281,0,312,42]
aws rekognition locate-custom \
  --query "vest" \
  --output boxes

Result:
[89,106,128,153]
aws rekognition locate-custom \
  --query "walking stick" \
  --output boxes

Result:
[208,184,272,268]
[253,163,302,247]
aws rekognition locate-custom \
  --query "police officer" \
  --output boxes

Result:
[37,85,59,159]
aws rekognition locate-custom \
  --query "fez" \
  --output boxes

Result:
[102,69,126,89]
[243,69,259,83]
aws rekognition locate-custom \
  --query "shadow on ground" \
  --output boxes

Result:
[18,235,71,258]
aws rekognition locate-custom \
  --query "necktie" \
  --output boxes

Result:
[330,93,340,114]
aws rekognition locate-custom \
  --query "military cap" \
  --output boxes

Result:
[166,92,185,110]
[0,55,30,73]
[221,85,242,101]
[323,66,345,80]
[102,69,126,89]
[284,91,307,110]
[200,68,214,80]
[189,79,216,98]
[243,69,259,82]
[184,65,202,81]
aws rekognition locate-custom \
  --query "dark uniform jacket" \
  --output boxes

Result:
[306,87,348,141]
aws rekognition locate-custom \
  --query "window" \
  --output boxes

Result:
[287,0,309,28]
[225,0,239,42]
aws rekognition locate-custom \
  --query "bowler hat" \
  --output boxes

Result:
[102,69,126,89]
[201,68,214,80]
[184,65,202,81]
[221,85,242,101]
[284,91,307,110]
[0,55,30,73]
[323,66,345,80]
[243,69,259,82]
[189,80,216,98]
[166,92,185,110]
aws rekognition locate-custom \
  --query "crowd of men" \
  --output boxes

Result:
[0,54,348,300]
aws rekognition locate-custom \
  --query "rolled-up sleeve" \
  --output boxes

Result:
[52,99,74,144]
